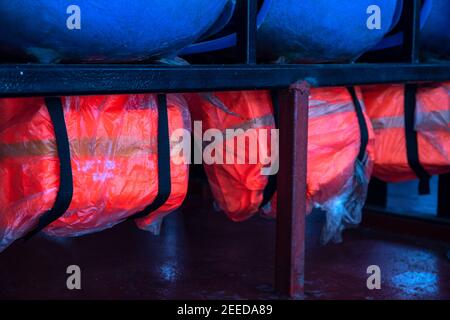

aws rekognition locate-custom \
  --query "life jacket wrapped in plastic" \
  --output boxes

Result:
[0,94,190,252]
[362,83,450,192]
[186,91,275,222]
[186,88,375,243]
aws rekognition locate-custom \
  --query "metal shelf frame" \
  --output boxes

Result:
[0,0,449,298]
[1,63,449,97]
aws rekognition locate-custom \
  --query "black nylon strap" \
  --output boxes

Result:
[24,97,73,240]
[347,87,369,162]
[404,84,431,195]
[260,90,279,209]
[129,94,172,219]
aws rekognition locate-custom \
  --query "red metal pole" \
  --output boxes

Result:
[275,82,310,298]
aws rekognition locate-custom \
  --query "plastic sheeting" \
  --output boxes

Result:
[263,88,375,243]
[186,91,275,221]
[0,0,229,63]
[0,94,190,252]
[187,88,375,243]
[362,82,450,182]
[257,0,400,62]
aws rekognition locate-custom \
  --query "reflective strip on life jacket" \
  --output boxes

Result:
[309,102,356,119]
[371,109,450,130]
[363,83,450,186]
[186,90,274,222]
[0,137,187,159]
[371,116,405,129]
[415,109,450,131]
[226,114,275,131]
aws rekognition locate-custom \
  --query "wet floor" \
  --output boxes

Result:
[0,190,449,300]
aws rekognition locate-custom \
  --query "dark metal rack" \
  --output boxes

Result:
[1,63,449,97]
[0,0,449,298]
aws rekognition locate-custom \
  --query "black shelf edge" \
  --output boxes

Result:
[0,63,449,97]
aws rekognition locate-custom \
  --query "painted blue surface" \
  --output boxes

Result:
[371,0,450,56]
[257,0,400,62]
[180,0,272,55]
[421,0,450,56]
[0,0,228,62]
[198,0,237,42]
[387,177,438,216]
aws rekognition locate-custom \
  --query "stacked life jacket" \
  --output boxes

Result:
[0,94,190,252]
[186,91,275,222]
[362,82,450,193]
[186,88,375,243]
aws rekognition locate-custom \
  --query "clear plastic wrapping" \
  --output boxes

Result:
[187,88,375,244]
[318,155,373,244]
[185,91,275,221]
[0,94,190,252]
[363,82,450,182]
[267,87,375,244]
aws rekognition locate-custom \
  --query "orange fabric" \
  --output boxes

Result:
[306,87,374,207]
[0,94,190,251]
[362,83,450,182]
[187,88,375,223]
[265,87,375,219]
[186,91,274,221]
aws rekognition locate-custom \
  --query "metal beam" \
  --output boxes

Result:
[0,63,449,97]
[236,0,258,64]
[403,0,422,63]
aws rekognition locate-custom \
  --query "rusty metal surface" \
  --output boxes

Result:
[275,82,309,298]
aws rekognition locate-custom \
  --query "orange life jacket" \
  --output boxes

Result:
[186,88,375,243]
[0,94,190,252]
[186,91,275,222]
[303,87,374,212]
[362,83,450,190]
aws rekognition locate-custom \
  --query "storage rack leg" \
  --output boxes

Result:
[275,81,310,298]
